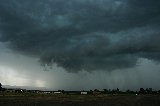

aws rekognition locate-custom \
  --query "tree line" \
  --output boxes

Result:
[1,83,160,95]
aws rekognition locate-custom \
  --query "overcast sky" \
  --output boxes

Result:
[0,0,160,91]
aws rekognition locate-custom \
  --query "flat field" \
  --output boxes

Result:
[0,93,160,106]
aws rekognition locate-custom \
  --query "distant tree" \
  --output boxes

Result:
[0,83,2,90]
[126,89,135,94]
[103,89,107,92]
[139,88,145,94]
[87,90,93,95]
[103,89,110,94]
[58,90,62,92]
[126,89,131,93]
[108,89,111,92]
[94,89,99,92]
[146,88,152,94]
[116,88,119,92]
[111,89,116,94]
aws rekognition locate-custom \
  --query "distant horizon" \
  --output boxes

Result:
[1,84,159,92]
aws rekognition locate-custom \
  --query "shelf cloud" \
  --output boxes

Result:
[0,0,160,72]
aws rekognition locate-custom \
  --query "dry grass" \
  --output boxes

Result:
[0,93,160,106]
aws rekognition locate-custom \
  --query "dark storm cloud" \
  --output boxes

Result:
[0,0,160,72]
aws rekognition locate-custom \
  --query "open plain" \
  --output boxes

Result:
[0,93,160,106]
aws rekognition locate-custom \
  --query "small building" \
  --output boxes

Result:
[81,91,88,95]
[54,92,62,94]
[42,91,51,94]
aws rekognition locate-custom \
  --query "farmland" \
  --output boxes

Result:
[0,93,160,106]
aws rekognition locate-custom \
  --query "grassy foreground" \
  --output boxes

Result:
[0,93,160,106]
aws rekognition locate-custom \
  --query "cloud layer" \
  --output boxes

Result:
[0,0,160,72]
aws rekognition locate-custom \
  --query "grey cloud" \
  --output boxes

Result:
[0,0,160,72]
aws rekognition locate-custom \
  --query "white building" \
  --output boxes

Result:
[81,91,87,95]
[54,92,62,94]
